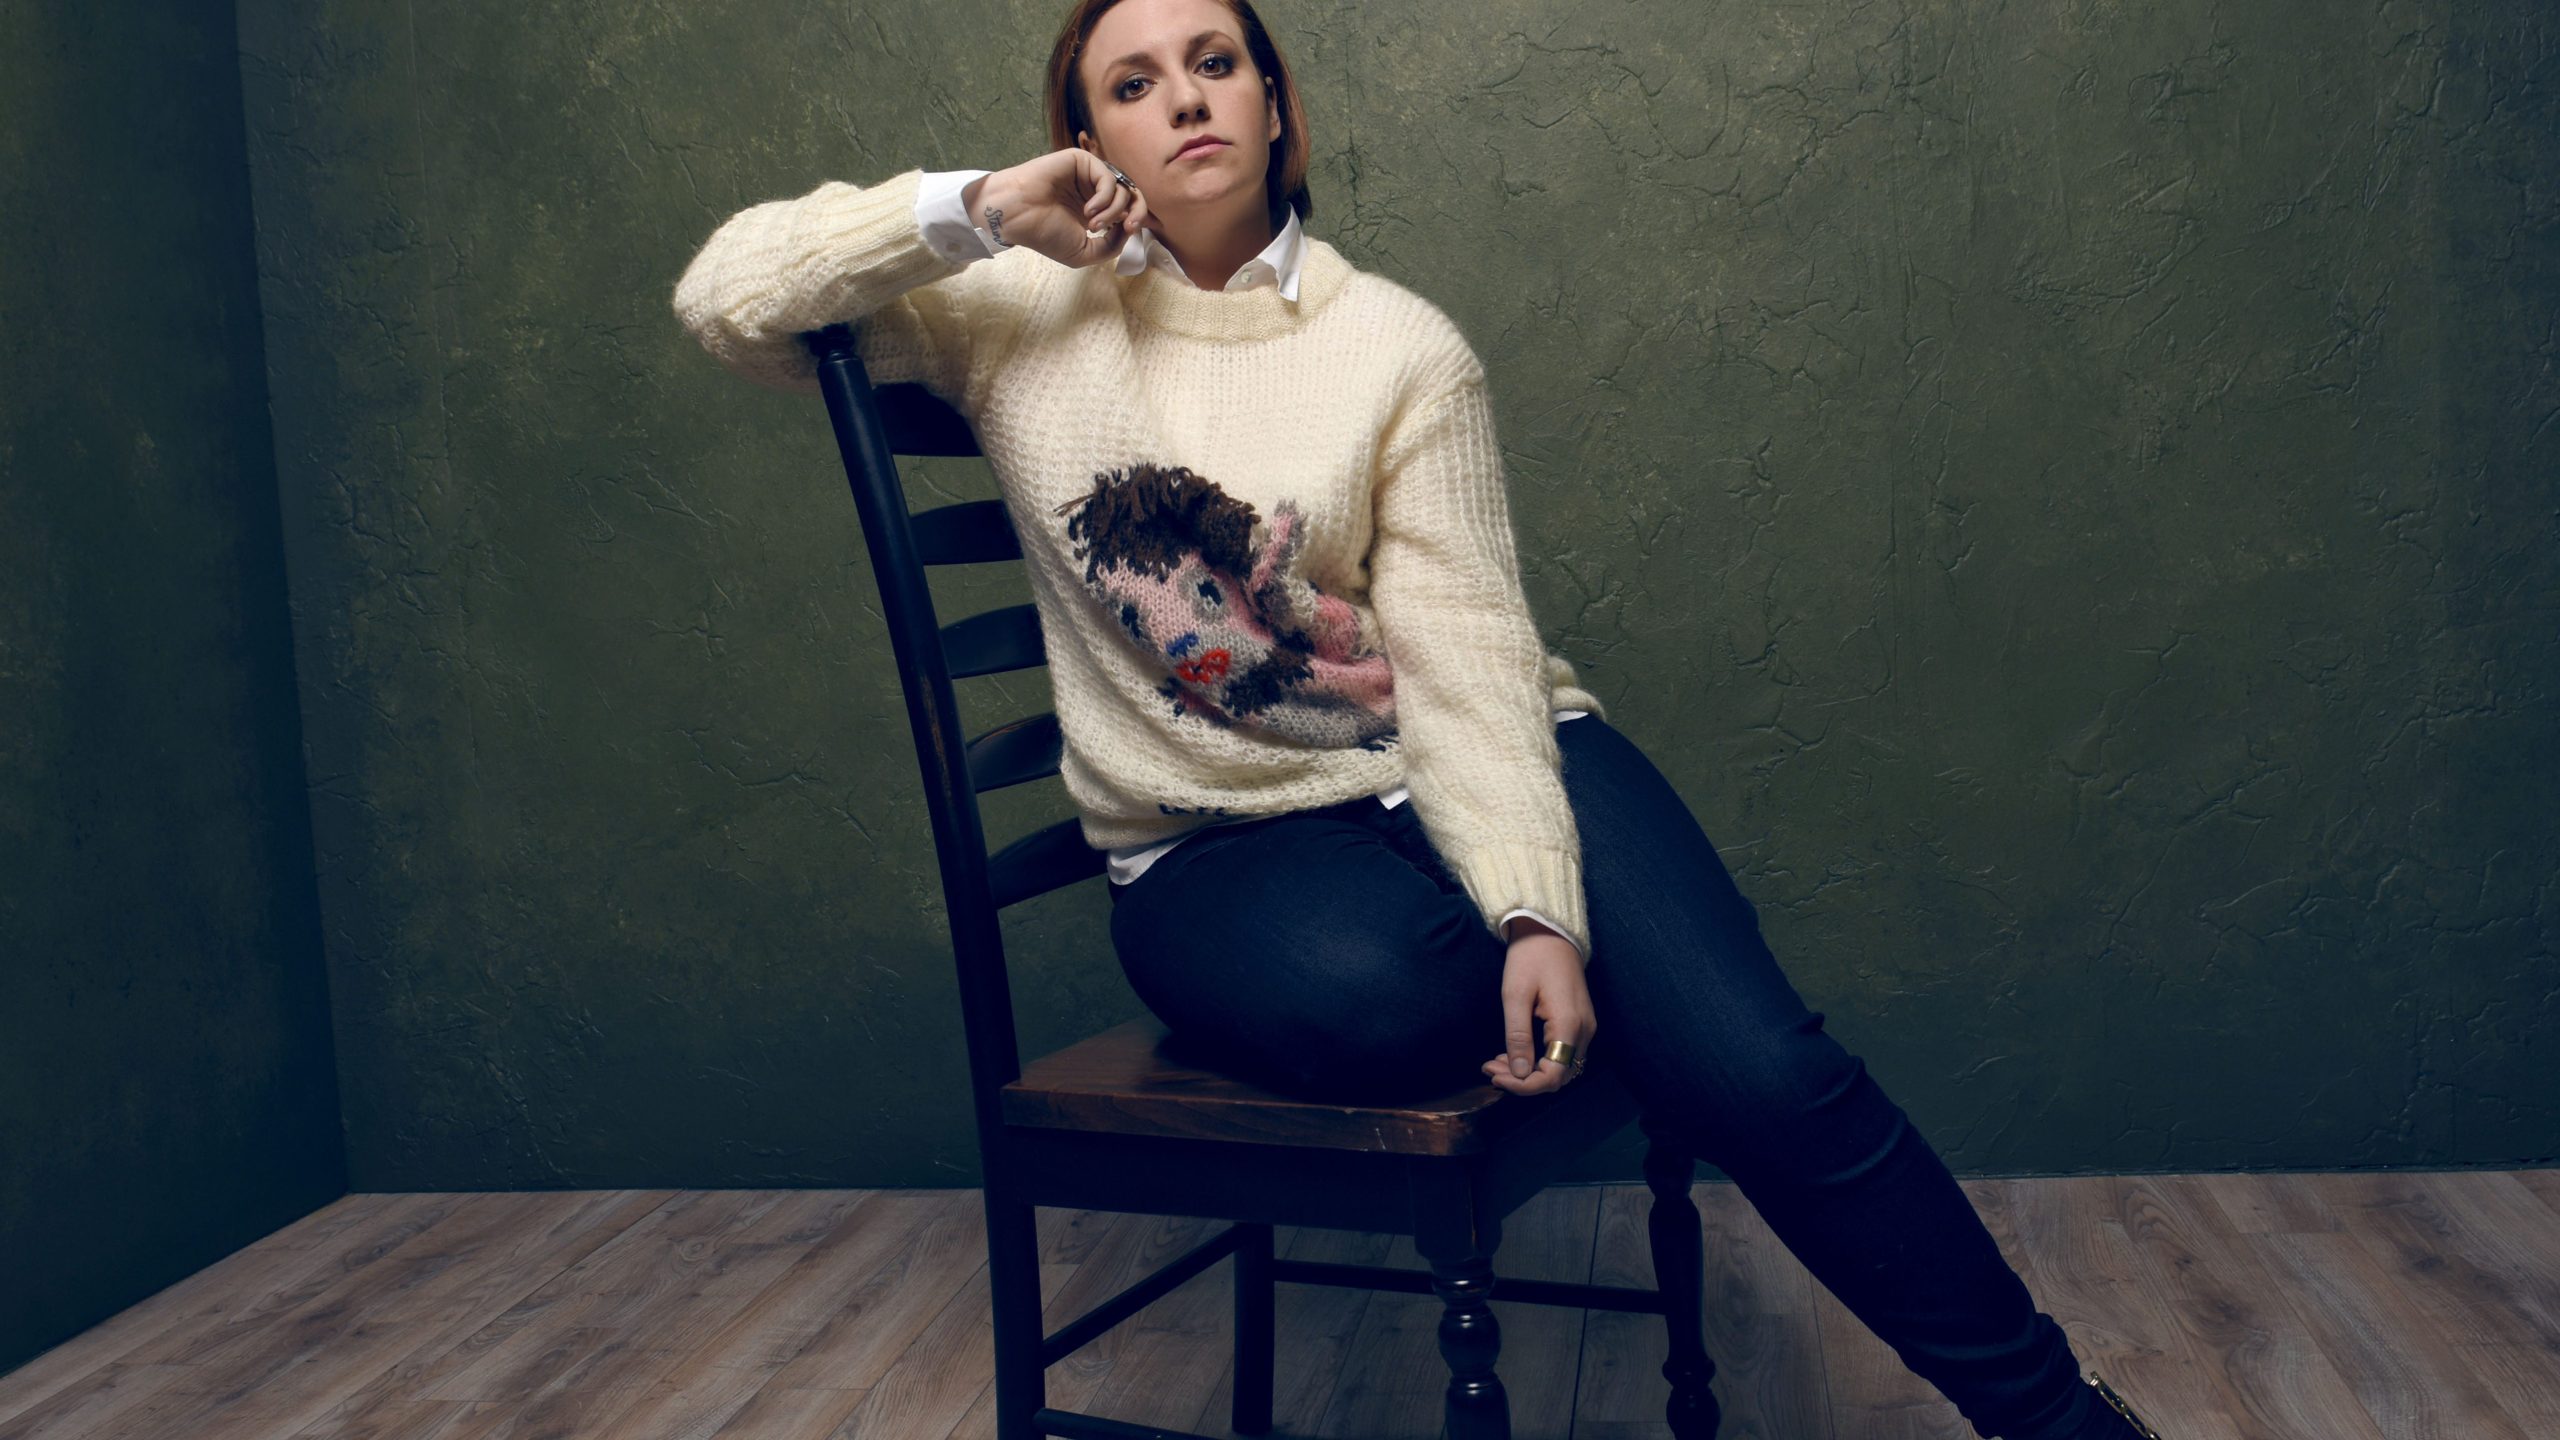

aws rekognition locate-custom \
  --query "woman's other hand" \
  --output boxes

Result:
[1483,923,1594,1096]
[963,149,1157,269]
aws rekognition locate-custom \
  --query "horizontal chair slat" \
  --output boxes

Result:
[940,602,1045,678]
[966,712,1065,794]
[987,815,1104,910]
[909,498,1021,565]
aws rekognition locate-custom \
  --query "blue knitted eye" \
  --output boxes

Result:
[1196,578,1222,605]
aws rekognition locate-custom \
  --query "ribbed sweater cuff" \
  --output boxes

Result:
[1446,841,1591,965]
[793,168,964,324]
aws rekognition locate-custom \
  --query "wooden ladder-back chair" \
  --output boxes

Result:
[801,320,1720,1440]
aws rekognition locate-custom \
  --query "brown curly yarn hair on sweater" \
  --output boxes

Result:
[1052,462,1260,588]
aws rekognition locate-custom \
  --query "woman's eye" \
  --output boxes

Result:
[1118,53,1235,100]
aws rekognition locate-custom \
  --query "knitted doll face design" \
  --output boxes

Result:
[1053,463,1398,750]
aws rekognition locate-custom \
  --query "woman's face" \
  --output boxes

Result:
[1075,0,1282,221]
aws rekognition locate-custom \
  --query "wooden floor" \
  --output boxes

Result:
[1,1169,2554,1439]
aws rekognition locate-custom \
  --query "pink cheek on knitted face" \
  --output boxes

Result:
[1094,562,1272,686]
[1169,559,1272,677]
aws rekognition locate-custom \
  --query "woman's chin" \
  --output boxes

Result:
[1165,157,1261,201]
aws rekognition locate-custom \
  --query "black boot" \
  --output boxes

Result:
[2077,1371,2165,1439]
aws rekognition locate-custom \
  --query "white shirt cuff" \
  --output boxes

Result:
[914,168,1003,265]
[1499,906,1584,962]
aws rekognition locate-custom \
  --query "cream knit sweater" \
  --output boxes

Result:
[671,167,1608,962]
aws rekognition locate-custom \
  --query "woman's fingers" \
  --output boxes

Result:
[1481,946,1597,1096]
[1502,975,1538,1080]
[1482,989,1594,1096]
[1073,171,1139,266]
[1481,1051,1578,1095]
[1097,179,1135,234]
[1079,163,1127,221]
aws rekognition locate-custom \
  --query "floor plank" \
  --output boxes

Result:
[2334,1171,2560,1434]
[4,1171,2552,1439]
[0,1191,432,1429]
[2115,1175,2385,1440]
[2509,1167,2560,1219]
[1694,1179,1833,1440]
[1993,1175,2247,1440]
[1311,1226,1457,1440]
[2196,1170,2345,1236]
[1053,1212,1228,1437]
[2242,1228,2530,1440]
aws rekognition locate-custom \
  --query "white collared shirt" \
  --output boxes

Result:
[911,171,1581,956]
[915,168,1303,300]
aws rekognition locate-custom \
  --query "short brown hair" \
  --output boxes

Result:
[1042,0,1314,230]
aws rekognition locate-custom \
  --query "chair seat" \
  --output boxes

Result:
[1000,1016,1624,1157]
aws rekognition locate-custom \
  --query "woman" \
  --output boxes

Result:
[672,2,2163,1436]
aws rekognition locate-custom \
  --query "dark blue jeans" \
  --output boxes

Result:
[1107,712,2121,1440]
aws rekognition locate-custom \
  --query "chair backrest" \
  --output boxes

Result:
[800,321,1104,1139]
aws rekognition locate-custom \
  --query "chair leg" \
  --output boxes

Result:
[1412,1169,1511,1440]
[1423,1249,1510,1440]
[982,1187,1049,1440]
[1642,1112,1722,1439]
[1232,1221,1276,1434]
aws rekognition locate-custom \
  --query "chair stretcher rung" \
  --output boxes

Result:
[1270,1257,1668,1314]
[1040,1222,1247,1366]
[1033,1407,1226,1440]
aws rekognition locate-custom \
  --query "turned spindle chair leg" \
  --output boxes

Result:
[1642,1110,1723,1438]
[1413,1169,1511,1440]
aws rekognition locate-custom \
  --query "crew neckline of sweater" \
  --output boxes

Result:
[1116,233,1357,341]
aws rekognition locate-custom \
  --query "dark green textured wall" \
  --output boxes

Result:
[235,0,2555,1190]
[0,0,344,1375]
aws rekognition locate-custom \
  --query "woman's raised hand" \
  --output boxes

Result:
[965,148,1157,269]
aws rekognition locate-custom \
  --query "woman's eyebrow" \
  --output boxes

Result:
[1103,29,1236,76]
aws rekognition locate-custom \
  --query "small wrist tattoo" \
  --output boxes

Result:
[981,205,1006,248]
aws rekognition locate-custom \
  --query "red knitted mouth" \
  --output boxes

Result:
[1174,648,1233,683]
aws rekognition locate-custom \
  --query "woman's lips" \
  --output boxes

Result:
[1174,139,1229,160]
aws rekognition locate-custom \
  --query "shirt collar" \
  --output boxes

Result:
[1113,204,1304,302]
